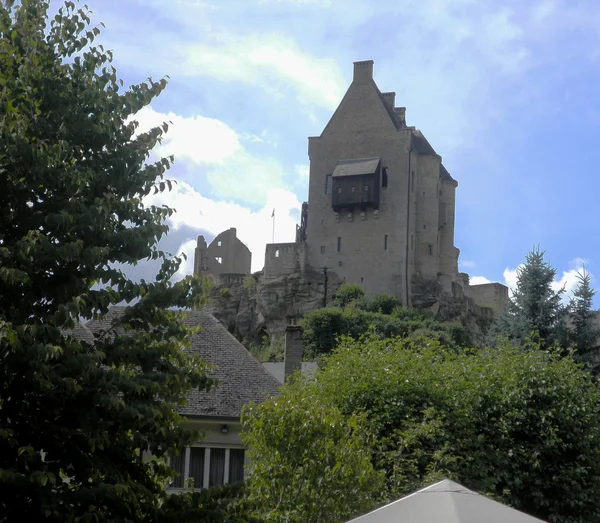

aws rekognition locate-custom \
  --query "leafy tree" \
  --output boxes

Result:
[263,335,600,523]
[241,383,383,523]
[156,483,264,523]
[0,2,213,521]
[569,268,600,370]
[500,246,566,347]
[333,282,365,307]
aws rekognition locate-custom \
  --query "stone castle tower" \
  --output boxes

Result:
[302,60,459,303]
[195,60,508,323]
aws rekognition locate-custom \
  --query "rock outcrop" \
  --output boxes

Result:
[203,268,342,343]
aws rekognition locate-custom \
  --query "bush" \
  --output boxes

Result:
[358,293,402,315]
[309,336,600,522]
[333,283,365,307]
[302,307,469,358]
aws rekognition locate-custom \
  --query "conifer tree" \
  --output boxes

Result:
[569,268,600,371]
[503,246,566,347]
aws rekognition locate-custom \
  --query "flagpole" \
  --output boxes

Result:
[272,209,275,243]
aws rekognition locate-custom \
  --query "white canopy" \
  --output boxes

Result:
[347,479,547,523]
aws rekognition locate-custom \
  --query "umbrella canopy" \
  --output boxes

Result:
[347,479,547,523]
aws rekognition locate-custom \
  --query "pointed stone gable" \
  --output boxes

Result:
[318,61,401,139]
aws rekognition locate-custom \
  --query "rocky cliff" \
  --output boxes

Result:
[203,268,343,343]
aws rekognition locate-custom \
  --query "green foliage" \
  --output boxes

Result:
[357,293,402,315]
[569,269,600,369]
[0,2,211,521]
[499,246,567,347]
[243,275,257,290]
[156,483,263,523]
[241,383,384,523]
[302,306,468,358]
[246,334,284,362]
[333,283,365,307]
[306,335,600,522]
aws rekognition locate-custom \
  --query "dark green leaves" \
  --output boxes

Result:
[0,2,212,522]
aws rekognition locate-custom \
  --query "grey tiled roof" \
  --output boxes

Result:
[411,130,437,156]
[333,157,381,177]
[440,163,457,184]
[63,322,95,344]
[85,307,281,419]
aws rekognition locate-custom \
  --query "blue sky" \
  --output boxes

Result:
[81,0,600,299]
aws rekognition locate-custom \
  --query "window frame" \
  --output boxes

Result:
[169,445,246,490]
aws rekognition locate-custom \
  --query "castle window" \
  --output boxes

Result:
[275,249,280,258]
[428,244,433,256]
[384,234,388,250]
[337,237,341,252]
[217,241,222,247]
[215,257,222,264]
[364,185,369,192]
[351,186,355,193]
[320,246,326,255]
[337,187,342,194]
[382,168,388,187]
[325,174,333,194]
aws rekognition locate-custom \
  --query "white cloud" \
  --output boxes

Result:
[145,181,302,274]
[132,106,285,204]
[470,275,492,285]
[184,34,346,110]
[132,106,241,165]
[206,150,285,203]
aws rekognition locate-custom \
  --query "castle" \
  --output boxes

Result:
[195,60,508,325]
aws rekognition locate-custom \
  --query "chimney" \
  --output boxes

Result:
[382,92,396,109]
[284,325,303,382]
[353,60,374,84]
[394,106,406,126]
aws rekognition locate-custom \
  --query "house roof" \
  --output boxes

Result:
[85,307,281,419]
[62,322,95,344]
[347,479,547,523]
[333,157,381,177]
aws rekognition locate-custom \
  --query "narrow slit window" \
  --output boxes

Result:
[275,249,280,258]
[384,234,388,250]
[428,244,433,256]
[320,246,326,255]
[382,168,388,187]
[337,237,341,252]
[325,174,333,194]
